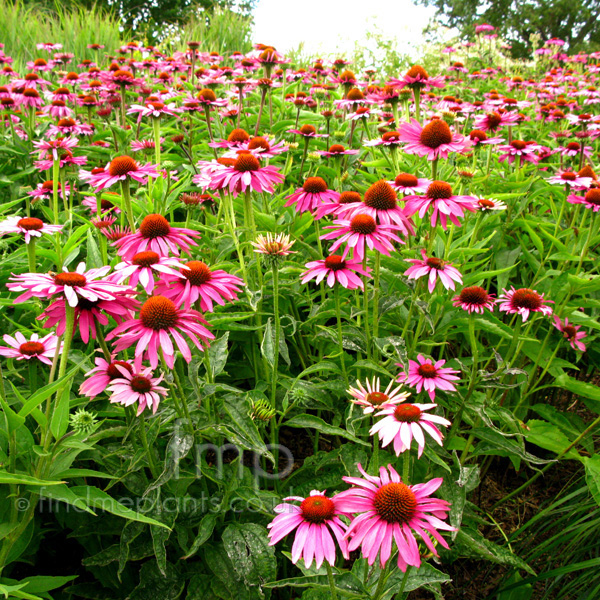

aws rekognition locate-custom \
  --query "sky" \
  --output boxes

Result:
[252,0,441,60]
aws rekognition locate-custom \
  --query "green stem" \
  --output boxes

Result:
[363,255,371,359]
[139,413,160,479]
[372,253,381,342]
[120,179,135,230]
[325,562,339,600]
[26,238,36,273]
[402,449,410,483]
[334,286,349,388]
[152,116,161,167]
[52,158,60,224]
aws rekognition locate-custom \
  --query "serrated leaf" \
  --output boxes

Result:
[285,414,369,446]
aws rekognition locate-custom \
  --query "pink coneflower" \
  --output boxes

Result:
[287,124,328,138]
[553,316,587,352]
[497,140,541,165]
[17,88,43,109]
[314,190,362,220]
[404,181,477,229]
[79,355,134,398]
[46,118,93,137]
[473,111,519,131]
[106,365,168,416]
[321,214,403,260]
[8,263,126,308]
[301,255,370,290]
[548,170,593,190]
[127,101,180,119]
[334,464,454,571]
[342,180,415,236]
[106,295,214,369]
[131,138,162,152]
[40,294,138,344]
[404,250,462,293]
[403,355,460,400]
[81,194,121,215]
[558,141,593,159]
[0,216,62,243]
[113,251,187,294]
[370,401,451,457]
[284,177,339,214]
[468,129,504,147]
[348,377,410,414]
[34,149,87,172]
[363,130,404,148]
[42,100,73,119]
[155,260,244,312]
[452,286,496,314]
[85,156,160,192]
[475,197,506,211]
[32,136,78,160]
[267,490,349,569]
[101,225,131,242]
[497,287,553,321]
[388,173,431,195]
[0,332,62,366]
[399,118,471,161]
[113,214,200,259]
[206,152,283,196]
[567,188,600,211]
[389,64,445,90]
[317,144,359,157]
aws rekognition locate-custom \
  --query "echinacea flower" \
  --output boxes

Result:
[473,111,520,131]
[155,261,244,311]
[497,287,553,321]
[388,173,431,195]
[389,64,445,90]
[8,263,127,308]
[548,170,593,190]
[84,155,160,192]
[0,332,62,366]
[252,232,295,257]
[475,197,506,211]
[334,464,454,571]
[567,188,600,212]
[112,214,200,259]
[497,140,541,165]
[0,216,62,243]
[79,355,134,398]
[321,214,403,261]
[284,177,339,214]
[404,250,462,293]
[404,181,477,230]
[399,118,471,161]
[301,255,370,290]
[370,402,451,457]
[106,365,168,415]
[342,180,415,236]
[113,252,187,294]
[106,295,214,369]
[553,316,587,352]
[267,490,349,569]
[402,355,460,400]
[348,377,410,414]
[39,293,138,344]
[205,152,283,197]
[452,286,496,314]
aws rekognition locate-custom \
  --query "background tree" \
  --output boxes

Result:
[416,0,600,57]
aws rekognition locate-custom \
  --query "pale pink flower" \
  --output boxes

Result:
[403,355,460,400]
[0,332,62,366]
[497,287,553,321]
[106,365,168,416]
[113,251,188,294]
[284,177,339,214]
[84,156,160,192]
[452,286,496,314]
[348,377,410,414]
[0,216,62,243]
[553,316,587,352]
[301,255,370,290]
[79,355,134,398]
[404,250,462,293]
[398,118,471,161]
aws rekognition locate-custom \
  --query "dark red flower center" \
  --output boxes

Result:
[183,261,212,285]
[139,214,170,239]
[33,58,47,67]
[227,129,250,144]
[248,136,270,151]
[393,404,422,422]
[108,155,138,177]
[234,153,260,172]
[300,495,335,524]
[300,124,316,135]
[54,272,86,287]
[148,101,165,111]
[302,176,327,194]
[486,112,502,130]
[578,165,596,179]
[394,173,418,187]
[426,257,443,269]
[470,129,487,142]
[19,341,45,356]
[560,172,577,181]
[346,88,364,101]
[57,118,75,127]
[198,88,217,102]
[511,288,542,310]
[323,255,346,271]
[420,120,453,149]
[350,214,377,235]
[562,325,577,339]
[113,69,133,80]
[130,375,152,393]
[417,363,438,378]
[567,142,581,151]
[132,251,160,267]
[406,65,429,79]
[25,73,40,81]
[426,181,453,200]
[382,131,401,142]
[459,286,489,305]
[366,391,389,406]
[107,360,133,379]
[23,88,40,98]
[364,180,397,211]
[328,144,346,154]
[511,140,527,150]
[51,100,66,107]
[478,199,495,209]
[140,296,179,330]
[339,70,356,82]
[339,191,361,204]
[17,217,44,231]
[585,189,600,205]
[373,482,417,523]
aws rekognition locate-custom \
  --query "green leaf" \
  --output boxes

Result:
[11,575,77,594]
[553,373,600,412]
[264,573,367,597]
[50,379,72,441]
[285,414,370,446]
[182,512,217,559]
[380,563,451,599]
[208,332,229,378]
[583,455,600,508]
[261,319,275,368]
[69,486,171,529]
[37,484,96,515]
[524,420,580,460]
[0,472,62,486]
[86,229,103,269]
